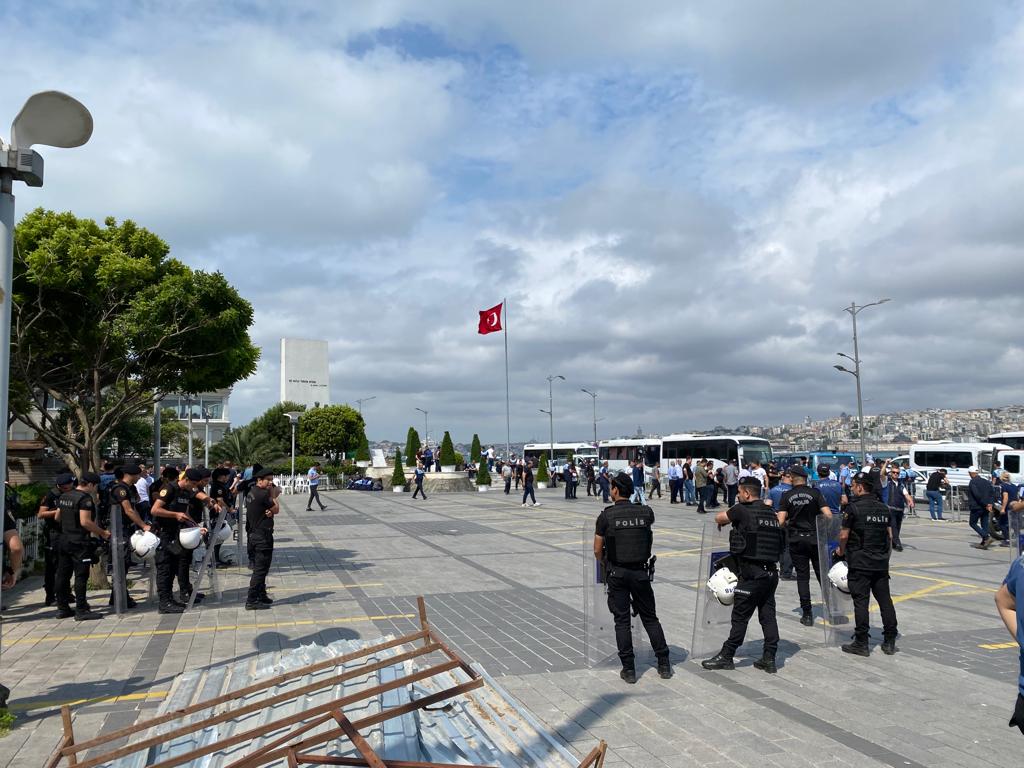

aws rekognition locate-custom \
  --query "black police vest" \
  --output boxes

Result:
[58,490,91,538]
[729,501,784,563]
[604,503,653,566]
[846,496,891,569]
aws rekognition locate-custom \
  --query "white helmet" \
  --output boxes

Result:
[212,519,232,545]
[131,530,159,559]
[828,561,850,594]
[707,567,738,606]
[179,526,203,550]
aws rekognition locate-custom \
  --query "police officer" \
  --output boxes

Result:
[245,468,280,610]
[835,471,899,657]
[777,465,833,626]
[881,465,913,552]
[36,472,75,607]
[593,472,672,684]
[702,476,784,673]
[55,472,110,621]
[150,468,207,613]
[209,467,234,567]
[108,464,151,608]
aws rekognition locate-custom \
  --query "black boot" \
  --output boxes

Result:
[752,652,777,674]
[881,638,899,655]
[619,667,636,684]
[56,606,75,619]
[159,602,185,614]
[701,652,734,670]
[842,639,870,657]
[657,659,673,679]
[74,609,103,621]
[800,611,814,626]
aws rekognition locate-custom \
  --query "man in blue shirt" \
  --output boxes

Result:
[814,465,844,515]
[766,469,795,580]
[305,463,327,511]
[996,556,1024,733]
[631,461,646,504]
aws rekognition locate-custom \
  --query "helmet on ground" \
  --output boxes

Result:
[828,561,850,594]
[212,519,232,545]
[131,530,159,558]
[179,526,203,550]
[707,567,738,606]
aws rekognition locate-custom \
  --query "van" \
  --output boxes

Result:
[996,450,1024,485]
[909,441,1009,487]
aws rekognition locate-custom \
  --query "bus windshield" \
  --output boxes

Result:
[739,441,773,467]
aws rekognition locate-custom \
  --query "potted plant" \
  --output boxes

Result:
[391,449,407,492]
[439,431,458,472]
[536,455,549,489]
[475,458,491,492]
[355,434,371,468]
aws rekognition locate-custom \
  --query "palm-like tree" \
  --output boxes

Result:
[210,426,276,466]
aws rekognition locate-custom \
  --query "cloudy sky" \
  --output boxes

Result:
[3,1,1023,444]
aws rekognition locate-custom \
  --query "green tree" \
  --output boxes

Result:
[298,404,365,461]
[439,431,458,468]
[536,455,550,483]
[391,448,406,488]
[405,427,421,462]
[211,425,277,466]
[471,434,481,462]
[246,401,306,456]
[355,433,371,463]
[9,210,259,474]
[475,459,491,485]
[103,406,190,458]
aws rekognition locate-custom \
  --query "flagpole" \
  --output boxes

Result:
[503,298,511,462]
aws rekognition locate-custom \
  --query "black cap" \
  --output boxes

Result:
[254,468,275,480]
[200,467,213,478]
[80,472,101,485]
[739,476,762,491]
[852,471,874,491]
[789,465,808,478]
[55,472,76,486]
[611,471,633,496]
[120,463,142,475]
[184,468,204,481]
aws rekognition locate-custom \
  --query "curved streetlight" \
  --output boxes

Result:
[284,411,302,488]
[835,298,891,465]
[415,407,429,447]
[1,91,92,498]
[581,388,598,445]
[545,375,565,463]
[356,395,376,415]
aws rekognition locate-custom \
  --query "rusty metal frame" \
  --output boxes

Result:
[46,597,606,768]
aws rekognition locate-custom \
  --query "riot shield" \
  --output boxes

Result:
[186,508,222,611]
[236,500,247,570]
[583,526,645,668]
[1011,508,1023,562]
[816,515,854,646]
[109,503,128,616]
[690,520,735,660]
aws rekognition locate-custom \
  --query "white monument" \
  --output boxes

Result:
[280,338,329,409]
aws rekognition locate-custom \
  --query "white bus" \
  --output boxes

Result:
[909,441,1009,487]
[597,438,663,473]
[987,432,1024,450]
[659,434,773,473]
[522,442,598,473]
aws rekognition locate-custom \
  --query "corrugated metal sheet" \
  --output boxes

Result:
[104,636,578,768]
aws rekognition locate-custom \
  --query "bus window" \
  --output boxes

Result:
[912,450,973,468]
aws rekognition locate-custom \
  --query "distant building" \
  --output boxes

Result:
[280,338,330,409]
[158,389,232,449]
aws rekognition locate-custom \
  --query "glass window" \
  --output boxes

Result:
[912,450,973,468]
[740,441,772,467]
[978,451,993,472]
[201,398,223,419]
[1003,455,1021,473]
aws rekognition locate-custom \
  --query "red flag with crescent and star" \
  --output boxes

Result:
[478,302,503,334]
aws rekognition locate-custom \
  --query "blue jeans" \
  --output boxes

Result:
[683,479,695,504]
[926,490,944,519]
[969,509,989,541]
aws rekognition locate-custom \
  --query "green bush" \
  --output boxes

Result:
[475,460,491,485]
[12,483,49,520]
[262,456,324,477]
[405,427,421,463]
[391,449,406,488]
[439,431,458,467]
[536,456,549,483]
[355,434,371,462]
[471,433,481,461]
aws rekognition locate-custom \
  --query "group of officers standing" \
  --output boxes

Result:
[593,465,901,683]
[34,461,281,620]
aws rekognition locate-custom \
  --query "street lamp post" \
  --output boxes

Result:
[284,411,302,489]
[185,395,195,466]
[581,388,598,445]
[834,298,890,466]
[203,407,210,467]
[415,407,429,447]
[0,92,92,484]
[356,396,376,415]
[545,375,565,464]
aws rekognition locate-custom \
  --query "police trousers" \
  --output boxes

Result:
[722,566,779,657]
[247,531,274,604]
[788,534,821,613]
[606,566,669,669]
[155,539,193,604]
[848,568,897,643]
[56,536,92,610]
[43,543,59,602]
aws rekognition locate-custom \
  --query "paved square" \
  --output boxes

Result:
[0,488,1019,767]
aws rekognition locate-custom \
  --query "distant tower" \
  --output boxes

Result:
[280,339,329,409]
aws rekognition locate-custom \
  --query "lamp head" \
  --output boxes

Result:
[11,91,93,149]
[284,411,302,424]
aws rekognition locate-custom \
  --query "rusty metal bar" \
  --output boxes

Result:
[577,740,607,768]
[146,658,465,768]
[287,750,299,768]
[293,757,500,767]
[227,712,337,768]
[426,628,475,678]
[69,642,444,767]
[416,596,430,647]
[44,735,72,768]
[64,629,429,756]
[61,706,77,766]
[331,712,388,768]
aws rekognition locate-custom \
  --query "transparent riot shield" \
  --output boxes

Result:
[816,515,854,646]
[1011,509,1023,562]
[583,526,645,668]
[690,521,735,660]
[186,508,222,611]
[109,503,128,616]
[236,499,246,569]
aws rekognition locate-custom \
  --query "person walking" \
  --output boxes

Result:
[585,460,597,497]
[649,463,662,499]
[631,460,646,505]
[412,462,427,499]
[997,472,1019,547]
[881,466,913,552]
[925,469,948,520]
[598,461,611,503]
[522,461,538,507]
[305,463,327,511]
[694,460,709,513]
[725,459,740,506]
[968,466,995,549]
[501,462,513,495]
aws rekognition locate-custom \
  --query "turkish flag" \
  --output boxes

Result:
[478,302,503,334]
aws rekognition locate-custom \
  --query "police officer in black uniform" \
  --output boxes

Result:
[245,468,280,610]
[702,476,785,673]
[150,468,207,614]
[777,465,833,626]
[836,471,899,657]
[55,472,110,621]
[36,472,75,607]
[593,472,672,684]
[108,464,151,609]
[209,467,234,567]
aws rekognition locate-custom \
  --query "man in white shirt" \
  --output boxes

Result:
[305,463,327,511]
[668,460,681,504]
[724,459,740,506]
[135,465,154,522]
[750,461,768,499]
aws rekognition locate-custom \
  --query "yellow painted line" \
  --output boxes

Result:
[5,613,416,646]
[890,570,997,593]
[880,581,953,608]
[656,547,703,558]
[9,690,169,712]
[894,561,950,568]
[550,541,584,547]
[980,641,1018,650]
[930,589,994,598]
